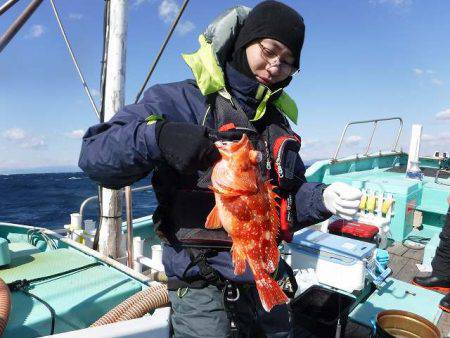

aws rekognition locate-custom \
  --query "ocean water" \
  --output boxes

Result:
[0,172,157,229]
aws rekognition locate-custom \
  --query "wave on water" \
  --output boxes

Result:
[0,172,155,229]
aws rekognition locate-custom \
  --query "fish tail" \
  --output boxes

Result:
[263,242,279,274]
[253,267,289,312]
[232,244,246,275]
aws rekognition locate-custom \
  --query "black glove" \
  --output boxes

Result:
[156,121,220,174]
[208,127,258,143]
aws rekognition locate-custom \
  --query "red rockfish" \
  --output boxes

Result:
[205,134,289,312]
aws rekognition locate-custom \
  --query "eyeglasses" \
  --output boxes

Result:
[257,42,300,77]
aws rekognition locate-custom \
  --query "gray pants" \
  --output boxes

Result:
[169,284,293,338]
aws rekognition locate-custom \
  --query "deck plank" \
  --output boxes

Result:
[395,259,419,283]
[389,254,411,279]
[437,311,450,338]
[387,242,409,256]
[402,248,424,261]
[391,246,448,337]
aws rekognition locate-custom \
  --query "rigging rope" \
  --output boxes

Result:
[0,0,21,16]
[49,0,100,119]
[134,0,190,104]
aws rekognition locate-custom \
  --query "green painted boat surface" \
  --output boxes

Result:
[0,224,145,338]
[1,150,449,337]
[307,153,449,241]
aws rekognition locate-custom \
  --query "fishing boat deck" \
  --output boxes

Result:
[387,242,450,337]
[291,228,449,337]
[342,242,450,337]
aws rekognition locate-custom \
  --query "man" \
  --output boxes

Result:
[79,1,361,337]
[413,196,450,313]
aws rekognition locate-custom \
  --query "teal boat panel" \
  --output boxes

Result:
[422,231,441,267]
[7,242,41,259]
[0,248,96,284]
[4,264,142,337]
[349,278,443,328]
[306,153,450,241]
[0,244,143,337]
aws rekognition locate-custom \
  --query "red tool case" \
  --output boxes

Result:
[328,219,379,243]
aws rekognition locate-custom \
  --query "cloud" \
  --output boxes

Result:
[344,135,363,146]
[26,25,45,38]
[90,89,100,97]
[422,132,450,147]
[21,137,46,149]
[69,13,83,20]
[155,0,195,35]
[176,20,195,35]
[159,0,178,23]
[431,78,444,86]
[412,68,444,86]
[2,128,46,149]
[436,109,450,121]
[2,128,26,141]
[133,0,149,7]
[66,129,85,139]
[370,0,411,7]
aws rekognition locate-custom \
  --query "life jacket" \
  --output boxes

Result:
[151,6,302,248]
[152,89,302,248]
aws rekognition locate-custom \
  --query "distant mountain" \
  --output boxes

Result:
[0,165,82,175]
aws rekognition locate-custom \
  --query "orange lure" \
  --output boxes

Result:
[205,134,288,312]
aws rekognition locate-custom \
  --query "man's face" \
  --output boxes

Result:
[245,38,296,86]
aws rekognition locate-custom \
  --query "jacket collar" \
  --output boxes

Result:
[225,63,280,119]
[182,34,298,124]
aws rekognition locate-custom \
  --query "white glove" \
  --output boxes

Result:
[323,182,362,220]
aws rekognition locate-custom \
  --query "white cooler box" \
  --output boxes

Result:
[286,228,377,293]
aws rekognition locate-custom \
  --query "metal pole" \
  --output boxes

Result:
[0,0,21,16]
[0,0,43,53]
[125,186,134,268]
[98,0,128,258]
[134,0,190,103]
[364,121,378,155]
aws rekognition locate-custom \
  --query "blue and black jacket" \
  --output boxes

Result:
[79,7,331,285]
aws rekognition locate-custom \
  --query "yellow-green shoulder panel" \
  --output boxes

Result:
[274,92,298,124]
[182,35,225,96]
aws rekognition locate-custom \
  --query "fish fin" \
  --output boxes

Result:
[263,240,280,274]
[252,264,289,312]
[265,181,280,207]
[232,244,246,275]
[205,205,222,229]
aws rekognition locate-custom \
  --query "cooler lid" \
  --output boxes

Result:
[290,228,376,260]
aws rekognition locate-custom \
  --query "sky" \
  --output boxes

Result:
[1,0,449,173]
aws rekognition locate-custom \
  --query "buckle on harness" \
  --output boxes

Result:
[224,281,240,302]
[194,252,220,283]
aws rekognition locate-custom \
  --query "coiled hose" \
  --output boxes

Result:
[91,283,169,327]
[0,278,11,337]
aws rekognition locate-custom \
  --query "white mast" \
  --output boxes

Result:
[99,0,128,258]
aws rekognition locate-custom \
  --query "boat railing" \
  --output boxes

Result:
[79,185,153,223]
[331,117,403,162]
